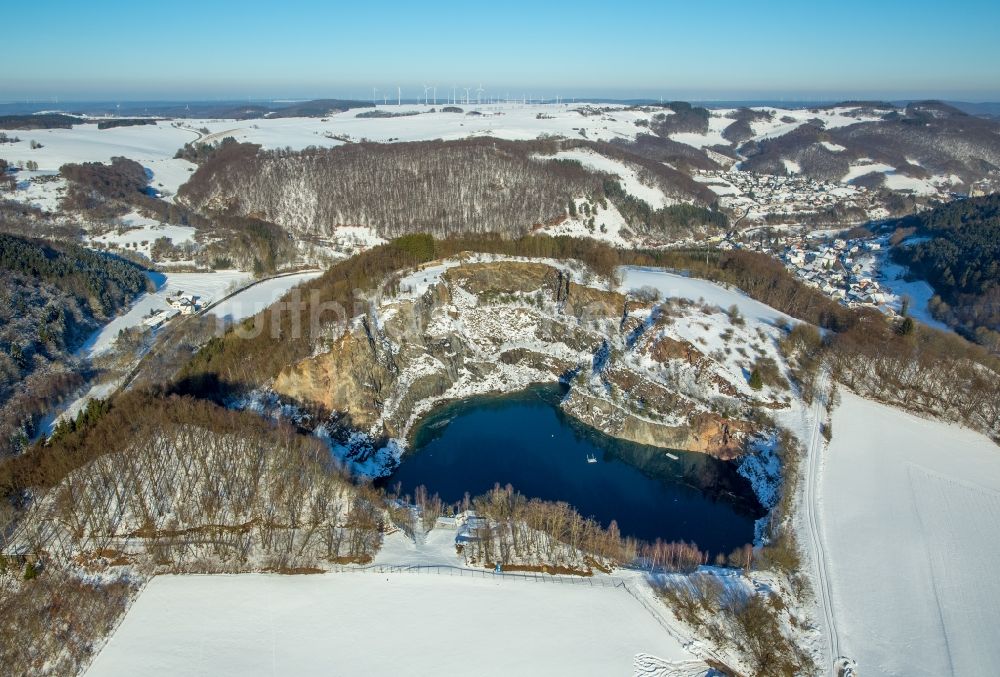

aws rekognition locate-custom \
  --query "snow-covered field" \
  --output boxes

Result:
[842,161,942,194]
[2,121,196,205]
[86,572,691,677]
[183,103,653,147]
[749,106,884,141]
[9,170,66,211]
[823,391,1000,677]
[209,271,323,323]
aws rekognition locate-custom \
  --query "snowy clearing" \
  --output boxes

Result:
[144,157,198,199]
[877,259,950,332]
[618,266,794,327]
[538,198,632,246]
[80,270,251,356]
[88,212,196,258]
[86,572,692,677]
[843,162,895,183]
[548,148,671,208]
[8,170,66,211]
[823,391,1000,677]
[669,130,729,149]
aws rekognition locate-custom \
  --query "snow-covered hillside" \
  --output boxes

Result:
[618,266,794,327]
[4,101,984,214]
[823,391,1000,677]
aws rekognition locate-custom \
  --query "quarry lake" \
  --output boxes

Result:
[387,385,764,556]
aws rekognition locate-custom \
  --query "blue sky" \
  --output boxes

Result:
[3,0,999,102]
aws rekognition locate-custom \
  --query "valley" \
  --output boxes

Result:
[1,93,999,677]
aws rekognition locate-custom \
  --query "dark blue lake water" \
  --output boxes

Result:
[387,385,764,557]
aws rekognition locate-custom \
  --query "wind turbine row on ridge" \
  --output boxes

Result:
[368,84,572,107]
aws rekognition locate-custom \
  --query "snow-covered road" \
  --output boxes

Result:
[800,373,841,675]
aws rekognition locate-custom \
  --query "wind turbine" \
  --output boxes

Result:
[398,86,401,106]
[433,86,437,106]
[476,84,484,106]
[463,87,471,105]
[422,84,430,106]
[372,87,378,106]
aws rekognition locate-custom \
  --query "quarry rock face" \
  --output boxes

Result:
[275,258,775,458]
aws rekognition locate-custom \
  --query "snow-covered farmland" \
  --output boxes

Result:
[2,103,893,171]
[143,104,890,156]
[85,572,692,677]
[0,103,952,219]
[823,391,1000,677]
[1,121,196,173]
[182,103,652,148]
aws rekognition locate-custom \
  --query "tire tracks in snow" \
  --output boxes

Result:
[803,374,841,675]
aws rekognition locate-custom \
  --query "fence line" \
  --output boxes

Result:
[330,562,631,587]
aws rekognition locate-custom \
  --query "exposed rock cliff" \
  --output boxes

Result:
[271,256,792,468]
